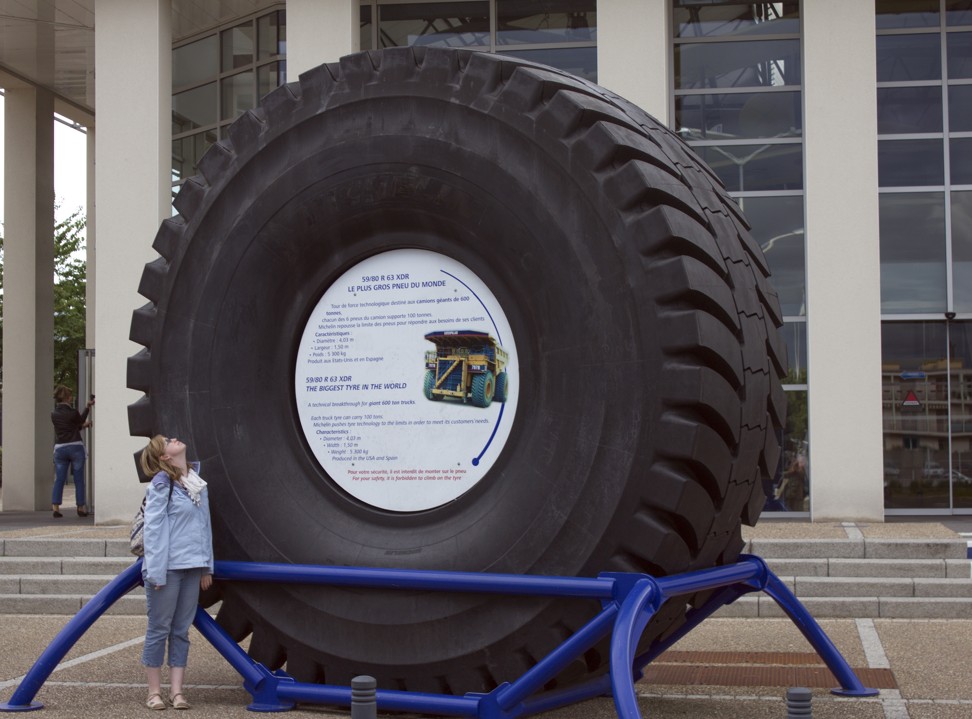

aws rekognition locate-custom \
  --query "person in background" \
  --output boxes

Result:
[139,435,214,711]
[50,385,93,518]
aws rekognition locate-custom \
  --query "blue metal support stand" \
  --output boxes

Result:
[0,554,879,717]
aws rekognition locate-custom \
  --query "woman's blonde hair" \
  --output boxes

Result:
[140,435,185,483]
[53,385,73,403]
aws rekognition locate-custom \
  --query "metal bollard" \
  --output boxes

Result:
[351,675,378,719]
[785,687,812,718]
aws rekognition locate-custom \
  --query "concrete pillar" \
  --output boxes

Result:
[803,1,884,521]
[93,0,171,524]
[597,0,669,123]
[287,0,358,77]
[2,86,56,510]
[86,126,96,350]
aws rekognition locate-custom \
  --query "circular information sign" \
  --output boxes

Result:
[295,249,519,512]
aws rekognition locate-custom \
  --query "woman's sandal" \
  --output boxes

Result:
[145,692,166,710]
[168,693,190,710]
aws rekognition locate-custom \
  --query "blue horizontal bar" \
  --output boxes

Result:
[214,560,616,599]
[275,682,479,716]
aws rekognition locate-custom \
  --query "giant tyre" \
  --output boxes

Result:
[128,48,786,693]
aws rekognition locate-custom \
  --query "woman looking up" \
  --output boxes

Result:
[139,435,214,710]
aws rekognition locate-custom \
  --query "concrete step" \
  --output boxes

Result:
[791,576,972,598]
[0,593,145,615]
[0,575,145,596]
[0,538,131,558]
[747,537,969,560]
[716,595,972,619]
[765,557,971,579]
[0,556,136,576]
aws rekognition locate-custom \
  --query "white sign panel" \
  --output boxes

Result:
[295,249,518,512]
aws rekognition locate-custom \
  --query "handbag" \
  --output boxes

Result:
[130,478,174,557]
[129,497,147,557]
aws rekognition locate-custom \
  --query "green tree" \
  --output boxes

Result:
[0,208,88,393]
[52,209,88,390]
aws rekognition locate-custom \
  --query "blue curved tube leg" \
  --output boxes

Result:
[609,577,660,719]
[0,560,145,712]
[758,563,879,697]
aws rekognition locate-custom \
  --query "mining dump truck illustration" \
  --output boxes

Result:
[424,330,509,408]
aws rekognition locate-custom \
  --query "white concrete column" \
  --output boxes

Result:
[287,0,358,77]
[2,86,56,510]
[86,126,96,349]
[93,0,171,524]
[597,0,669,123]
[803,1,884,521]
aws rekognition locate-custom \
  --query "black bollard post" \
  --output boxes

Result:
[785,687,812,718]
[351,675,378,719]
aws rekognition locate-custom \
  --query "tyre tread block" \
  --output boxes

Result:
[225,109,267,160]
[760,421,783,477]
[737,314,771,375]
[604,160,707,226]
[576,121,681,187]
[649,256,740,333]
[171,176,207,221]
[137,257,168,304]
[248,626,287,670]
[665,367,742,446]
[628,205,727,277]
[129,303,157,348]
[656,417,732,499]
[536,89,647,151]
[260,82,302,132]
[619,513,692,576]
[195,140,235,187]
[729,427,766,486]
[127,395,155,438]
[642,464,717,548]
[127,348,152,392]
[659,309,744,388]
[152,217,185,262]
[741,369,770,429]
[741,476,769,526]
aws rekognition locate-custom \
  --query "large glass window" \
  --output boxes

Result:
[673,1,806,514]
[878,2,972,513]
[359,1,598,79]
[171,8,287,192]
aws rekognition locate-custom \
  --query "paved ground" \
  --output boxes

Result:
[1,508,971,717]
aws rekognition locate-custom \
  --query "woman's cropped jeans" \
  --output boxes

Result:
[52,444,86,507]
[142,567,205,667]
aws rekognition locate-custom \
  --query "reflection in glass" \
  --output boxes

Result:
[496,1,596,45]
[676,91,801,141]
[950,138,972,184]
[221,22,255,72]
[360,5,373,50]
[879,193,946,313]
[876,34,941,82]
[877,86,943,134]
[876,0,940,29]
[764,390,809,513]
[952,192,972,312]
[948,85,972,131]
[878,139,944,187]
[172,83,217,132]
[948,0,972,26]
[257,62,285,102]
[673,1,799,38]
[379,2,489,48]
[221,71,255,121]
[496,47,596,82]
[949,321,972,507]
[947,31,972,78]
[693,143,802,192]
[882,321,950,509]
[173,36,218,90]
[257,10,286,60]
[781,321,807,384]
[737,196,806,316]
[674,39,800,90]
